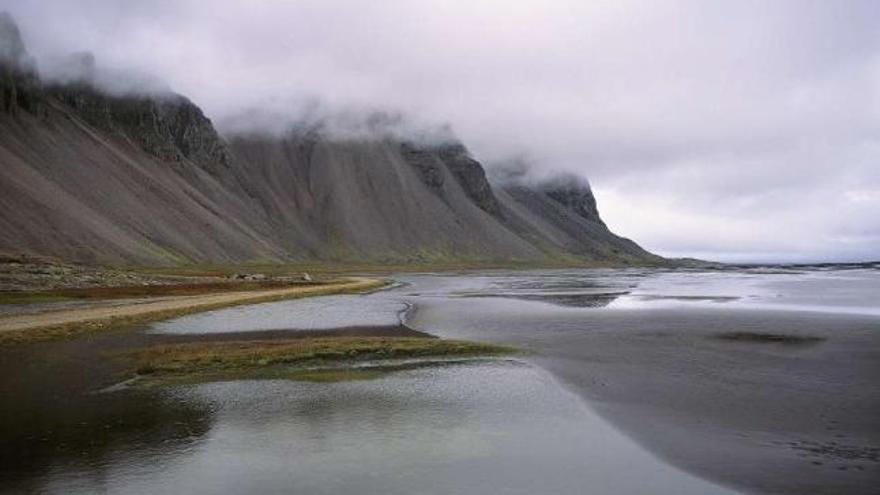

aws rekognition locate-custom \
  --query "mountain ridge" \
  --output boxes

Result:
[0,13,658,266]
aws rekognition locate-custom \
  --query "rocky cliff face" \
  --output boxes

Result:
[433,143,502,216]
[534,174,605,226]
[50,85,232,174]
[493,176,644,261]
[0,14,656,265]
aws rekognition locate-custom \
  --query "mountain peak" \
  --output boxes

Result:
[535,173,605,226]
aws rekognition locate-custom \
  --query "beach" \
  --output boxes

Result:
[1,267,878,494]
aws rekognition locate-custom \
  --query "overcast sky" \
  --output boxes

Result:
[3,0,878,262]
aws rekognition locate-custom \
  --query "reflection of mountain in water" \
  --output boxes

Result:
[508,292,626,308]
[461,291,627,308]
[0,321,216,492]
[0,388,214,493]
[635,295,740,303]
[460,271,639,308]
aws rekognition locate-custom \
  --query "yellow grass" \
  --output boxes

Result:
[0,278,387,345]
[127,336,517,379]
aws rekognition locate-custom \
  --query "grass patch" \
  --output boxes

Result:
[124,256,667,279]
[0,280,318,305]
[714,332,826,344]
[126,336,517,379]
[0,292,76,305]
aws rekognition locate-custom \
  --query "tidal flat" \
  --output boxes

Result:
[2,267,878,494]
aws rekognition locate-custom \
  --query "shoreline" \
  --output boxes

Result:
[413,299,880,495]
[3,267,877,493]
[0,277,386,345]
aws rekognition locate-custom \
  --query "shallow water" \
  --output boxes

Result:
[4,266,878,494]
[151,294,408,334]
[28,361,738,495]
[151,266,880,337]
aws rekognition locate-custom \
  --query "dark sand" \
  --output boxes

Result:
[3,272,878,494]
[415,303,880,494]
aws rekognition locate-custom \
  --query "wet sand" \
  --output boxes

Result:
[140,269,880,494]
[3,269,878,494]
[413,299,880,494]
[0,317,740,495]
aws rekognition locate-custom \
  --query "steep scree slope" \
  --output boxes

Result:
[0,14,655,265]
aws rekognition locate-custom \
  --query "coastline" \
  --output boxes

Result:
[0,277,387,345]
[2,266,878,494]
[410,296,880,495]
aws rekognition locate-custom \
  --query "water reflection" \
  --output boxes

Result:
[152,294,408,334]
[17,361,737,495]
[7,266,876,494]
[460,291,625,307]
[0,388,214,494]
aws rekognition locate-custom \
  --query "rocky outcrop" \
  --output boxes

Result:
[399,141,502,216]
[433,143,501,216]
[494,179,649,261]
[535,174,605,225]
[50,85,232,174]
[225,132,543,262]
[400,142,446,191]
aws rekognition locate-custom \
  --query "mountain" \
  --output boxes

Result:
[0,13,657,266]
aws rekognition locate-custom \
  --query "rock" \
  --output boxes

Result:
[434,143,502,216]
[537,173,605,225]
[51,86,233,174]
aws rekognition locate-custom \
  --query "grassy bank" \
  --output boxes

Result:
[125,257,665,279]
[126,336,518,384]
[0,280,320,305]
[0,278,387,346]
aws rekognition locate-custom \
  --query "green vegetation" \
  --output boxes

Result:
[127,336,517,379]
[124,257,660,279]
[0,280,318,305]
[0,278,387,346]
[0,292,75,304]
[130,336,516,373]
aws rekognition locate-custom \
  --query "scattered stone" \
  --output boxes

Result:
[0,254,219,291]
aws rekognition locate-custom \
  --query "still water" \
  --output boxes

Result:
[3,266,878,494]
[33,361,737,495]
[153,266,880,335]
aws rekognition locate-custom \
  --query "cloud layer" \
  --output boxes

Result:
[3,0,878,262]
